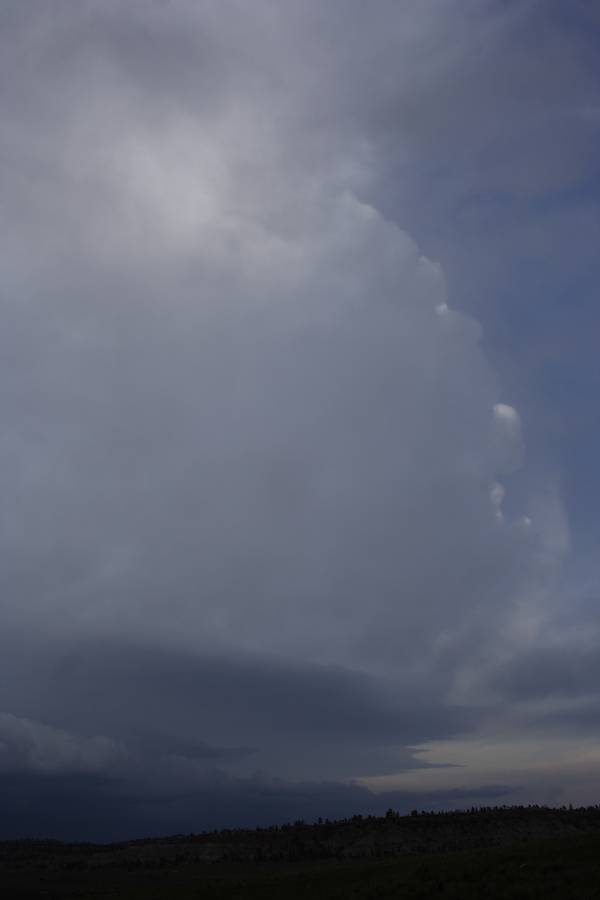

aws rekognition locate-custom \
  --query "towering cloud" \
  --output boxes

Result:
[0,0,593,838]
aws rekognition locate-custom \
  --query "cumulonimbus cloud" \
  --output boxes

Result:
[0,0,577,837]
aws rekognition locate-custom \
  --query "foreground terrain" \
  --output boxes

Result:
[3,806,600,898]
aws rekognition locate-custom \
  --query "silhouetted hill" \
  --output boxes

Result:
[3,805,600,898]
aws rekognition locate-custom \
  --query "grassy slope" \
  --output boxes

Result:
[6,833,600,899]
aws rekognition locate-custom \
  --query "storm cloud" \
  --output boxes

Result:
[0,1,598,838]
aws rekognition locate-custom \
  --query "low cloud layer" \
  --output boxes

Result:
[0,1,596,839]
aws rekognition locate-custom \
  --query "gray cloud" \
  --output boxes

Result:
[0,0,594,837]
[0,713,125,776]
[0,766,516,842]
[0,634,477,782]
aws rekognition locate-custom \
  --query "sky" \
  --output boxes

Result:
[1,0,599,841]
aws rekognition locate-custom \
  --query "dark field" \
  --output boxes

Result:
[4,807,600,898]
